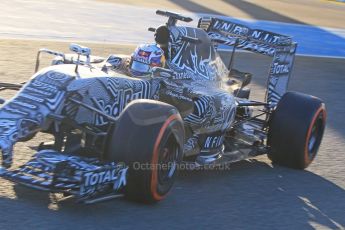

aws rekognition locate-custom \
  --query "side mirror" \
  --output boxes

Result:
[69,43,91,57]
[69,44,91,73]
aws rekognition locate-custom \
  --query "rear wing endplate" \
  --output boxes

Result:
[198,17,298,106]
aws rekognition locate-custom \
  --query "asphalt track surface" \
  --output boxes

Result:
[0,1,344,230]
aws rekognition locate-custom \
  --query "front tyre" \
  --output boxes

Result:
[268,92,326,169]
[105,100,184,203]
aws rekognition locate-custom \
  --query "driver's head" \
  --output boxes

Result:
[130,43,165,77]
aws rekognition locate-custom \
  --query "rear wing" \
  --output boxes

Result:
[198,17,297,106]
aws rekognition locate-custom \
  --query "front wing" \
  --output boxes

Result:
[0,150,127,202]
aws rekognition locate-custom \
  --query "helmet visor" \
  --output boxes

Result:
[131,60,150,74]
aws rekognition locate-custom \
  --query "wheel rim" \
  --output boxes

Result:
[150,114,183,201]
[307,111,325,160]
[308,126,318,153]
[157,136,179,186]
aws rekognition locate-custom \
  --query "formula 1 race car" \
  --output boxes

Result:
[0,10,326,203]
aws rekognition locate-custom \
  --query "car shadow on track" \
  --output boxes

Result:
[177,159,345,229]
[0,159,343,229]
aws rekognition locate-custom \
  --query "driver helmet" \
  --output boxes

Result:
[130,43,165,77]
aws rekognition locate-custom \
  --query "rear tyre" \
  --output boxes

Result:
[268,92,326,169]
[105,99,184,203]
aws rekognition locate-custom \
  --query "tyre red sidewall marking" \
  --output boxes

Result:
[304,106,326,165]
[150,114,180,201]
